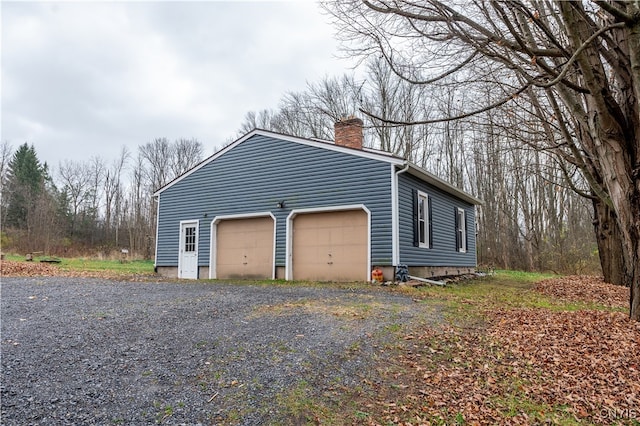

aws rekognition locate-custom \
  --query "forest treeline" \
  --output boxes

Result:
[0,139,204,259]
[0,56,600,274]
[238,58,600,275]
[320,1,639,317]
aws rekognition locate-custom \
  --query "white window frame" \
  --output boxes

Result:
[457,207,467,253]
[184,225,197,253]
[417,190,430,248]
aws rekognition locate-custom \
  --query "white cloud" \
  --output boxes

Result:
[1,1,354,167]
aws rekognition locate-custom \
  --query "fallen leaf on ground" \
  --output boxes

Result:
[535,275,628,308]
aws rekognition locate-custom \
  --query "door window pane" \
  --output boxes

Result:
[184,227,196,252]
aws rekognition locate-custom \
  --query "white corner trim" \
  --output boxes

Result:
[391,165,398,265]
[209,212,276,280]
[285,204,371,281]
[154,194,160,267]
[392,162,409,265]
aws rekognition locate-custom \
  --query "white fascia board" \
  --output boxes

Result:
[153,130,258,196]
[407,163,483,206]
[153,129,404,196]
[254,129,404,164]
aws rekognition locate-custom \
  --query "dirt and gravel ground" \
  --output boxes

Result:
[1,276,438,425]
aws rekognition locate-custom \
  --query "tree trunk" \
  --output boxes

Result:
[592,199,625,286]
[618,188,640,321]
[623,0,640,322]
[630,225,640,321]
[612,189,640,320]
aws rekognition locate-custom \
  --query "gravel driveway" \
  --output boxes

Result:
[1,277,438,425]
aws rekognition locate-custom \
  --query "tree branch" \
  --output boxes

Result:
[360,83,531,126]
[362,0,565,57]
[593,0,637,23]
[556,159,597,200]
[534,21,625,88]
[379,43,480,85]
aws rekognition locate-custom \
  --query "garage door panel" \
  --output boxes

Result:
[293,227,318,243]
[341,226,365,242]
[292,210,367,281]
[217,217,274,279]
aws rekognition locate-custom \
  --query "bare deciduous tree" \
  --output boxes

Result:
[140,138,172,192]
[104,147,129,247]
[58,160,91,236]
[171,138,204,178]
[323,0,640,319]
[0,140,13,229]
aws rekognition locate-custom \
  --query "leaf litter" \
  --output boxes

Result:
[3,263,638,424]
[535,275,629,308]
[352,276,639,425]
[0,260,150,281]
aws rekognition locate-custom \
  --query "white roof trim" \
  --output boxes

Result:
[407,163,483,205]
[152,128,481,205]
[153,128,404,196]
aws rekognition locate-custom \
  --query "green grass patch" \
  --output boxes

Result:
[493,394,582,425]
[493,269,558,282]
[246,294,397,324]
[4,253,28,262]
[3,253,155,275]
[276,380,338,424]
[401,270,618,320]
[57,258,155,274]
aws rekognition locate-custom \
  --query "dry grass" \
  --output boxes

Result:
[247,298,392,321]
[312,274,640,425]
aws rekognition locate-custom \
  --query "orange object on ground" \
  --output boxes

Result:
[371,268,384,282]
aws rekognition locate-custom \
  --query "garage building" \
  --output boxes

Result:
[154,118,482,281]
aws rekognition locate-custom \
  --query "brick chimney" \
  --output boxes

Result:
[334,117,363,150]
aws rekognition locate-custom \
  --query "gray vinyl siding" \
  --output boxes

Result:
[398,173,476,267]
[156,134,393,268]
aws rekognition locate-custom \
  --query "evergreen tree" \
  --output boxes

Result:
[5,143,49,229]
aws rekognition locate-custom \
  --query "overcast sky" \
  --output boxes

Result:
[1,1,356,170]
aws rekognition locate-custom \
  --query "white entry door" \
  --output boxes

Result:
[179,221,199,279]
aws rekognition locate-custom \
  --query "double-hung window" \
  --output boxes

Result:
[455,207,467,253]
[414,190,431,248]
